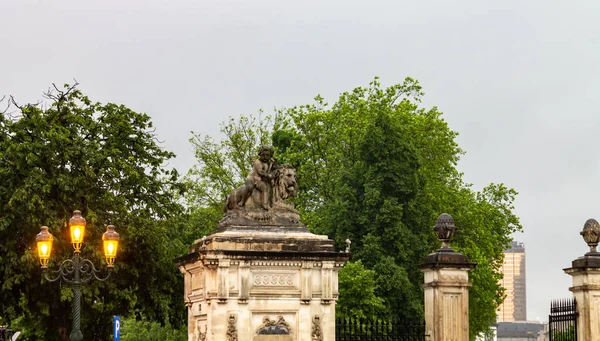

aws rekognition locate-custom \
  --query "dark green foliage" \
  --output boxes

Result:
[551,325,576,341]
[119,316,186,341]
[0,85,186,340]
[337,261,386,319]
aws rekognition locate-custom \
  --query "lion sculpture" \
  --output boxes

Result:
[225,182,253,211]
[272,165,297,204]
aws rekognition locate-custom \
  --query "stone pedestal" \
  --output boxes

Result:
[177,226,348,341]
[421,249,475,341]
[564,255,600,341]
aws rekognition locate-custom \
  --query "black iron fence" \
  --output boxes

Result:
[549,298,578,341]
[335,317,426,341]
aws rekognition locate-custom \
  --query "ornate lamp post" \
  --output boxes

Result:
[35,210,120,341]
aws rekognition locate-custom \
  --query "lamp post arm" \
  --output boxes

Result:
[43,259,75,284]
[79,258,112,283]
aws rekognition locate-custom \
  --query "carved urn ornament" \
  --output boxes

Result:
[581,218,600,255]
[434,213,456,249]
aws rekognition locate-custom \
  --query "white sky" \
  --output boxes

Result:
[2,0,600,323]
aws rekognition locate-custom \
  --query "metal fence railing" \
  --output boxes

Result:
[549,298,578,341]
[335,317,426,341]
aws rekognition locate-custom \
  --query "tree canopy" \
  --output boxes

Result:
[0,78,522,340]
[0,85,186,340]
[187,77,522,339]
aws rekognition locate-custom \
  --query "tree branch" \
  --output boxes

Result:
[43,79,80,102]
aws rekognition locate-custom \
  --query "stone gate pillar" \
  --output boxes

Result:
[177,227,348,341]
[421,214,475,341]
[564,218,600,341]
[176,151,350,341]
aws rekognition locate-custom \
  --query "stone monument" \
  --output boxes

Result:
[177,146,349,341]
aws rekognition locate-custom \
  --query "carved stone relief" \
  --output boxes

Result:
[311,315,323,341]
[256,316,291,335]
[226,314,237,341]
[195,321,207,341]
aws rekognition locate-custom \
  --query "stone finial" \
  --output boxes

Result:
[434,213,456,249]
[345,239,351,253]
[581,218,600,254]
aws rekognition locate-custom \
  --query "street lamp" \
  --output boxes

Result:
[35,210,120,341]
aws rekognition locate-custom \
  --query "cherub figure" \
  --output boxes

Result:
[247,145,278,209]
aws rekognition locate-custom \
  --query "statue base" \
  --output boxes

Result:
[218,202,303,231]
[177,223,348,341]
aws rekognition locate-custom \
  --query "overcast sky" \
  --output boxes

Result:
[2,0,599,323]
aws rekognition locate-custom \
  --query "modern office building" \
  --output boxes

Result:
[497,241,527,322]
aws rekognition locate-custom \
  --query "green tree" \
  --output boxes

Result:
[184,114,273,234]
[0,84,186,340]
[186,77,522,339]
[273,78,521,338]
[337,261,386,319]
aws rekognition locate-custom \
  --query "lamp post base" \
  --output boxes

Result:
[69,330,83,341]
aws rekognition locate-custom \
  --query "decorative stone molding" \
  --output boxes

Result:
[251,261,303,267]
[226,315,237,341]
[204,259,219,270]
[253,274,295,286]
[311,315,323,341]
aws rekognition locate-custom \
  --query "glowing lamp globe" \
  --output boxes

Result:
[69,210,86,251]
[36,226,54,268]
[102,225,120,267]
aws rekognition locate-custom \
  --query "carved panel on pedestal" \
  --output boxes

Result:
[229,266,239,295]
[195,321,207,341]
[443,293,460,341]
[301,262,313,303]
[321,262,334,303]
[192,269,204,290]
[254,316,293,341]
[239,261,250,302]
